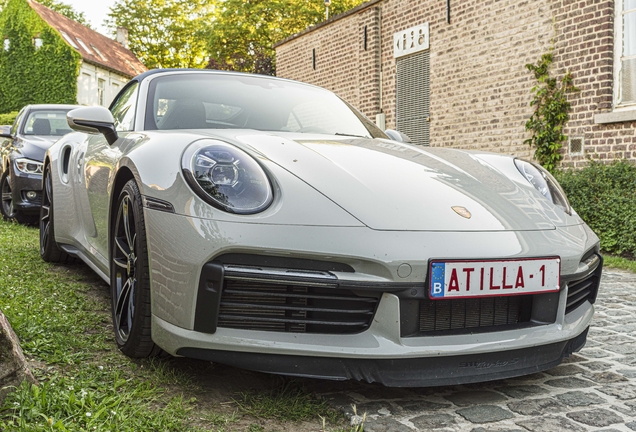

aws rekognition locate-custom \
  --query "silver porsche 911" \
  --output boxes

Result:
[41,69,602,387]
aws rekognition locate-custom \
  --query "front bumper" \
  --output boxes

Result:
[145,210,601,386]
[9,168,42,213]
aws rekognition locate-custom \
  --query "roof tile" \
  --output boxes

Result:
[28,0,147,78]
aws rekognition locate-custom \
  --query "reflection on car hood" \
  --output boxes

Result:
[19,135,58,162]
[194,130,566,231]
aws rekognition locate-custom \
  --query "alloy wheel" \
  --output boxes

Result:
[1,173,14,218]
[112,194,137,343]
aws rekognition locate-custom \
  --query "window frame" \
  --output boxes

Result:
[614,0,636,109]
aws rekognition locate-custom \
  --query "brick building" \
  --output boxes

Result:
[275,0,636,166]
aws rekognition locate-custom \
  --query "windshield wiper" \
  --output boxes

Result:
[334,132,370,138]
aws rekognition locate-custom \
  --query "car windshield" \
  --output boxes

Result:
[144,73,386,138]
[23,110,73,136]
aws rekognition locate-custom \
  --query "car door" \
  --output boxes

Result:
[82,82,140,266]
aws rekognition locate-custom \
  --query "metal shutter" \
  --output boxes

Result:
[396,50,430,146]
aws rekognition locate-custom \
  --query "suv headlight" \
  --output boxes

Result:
[181,140,273,214]
[514,159,571,215]
[15,158,43,175]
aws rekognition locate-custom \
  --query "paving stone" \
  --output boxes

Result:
[566,408,623,427]
[362,417,414,432]
[616,355,636,366]
[443,390,507,406]
[577,348,612,358]
[545,364,585,376]
[471,428,525,432]
[583,371,628,383]
[555,391,607,407]
[580,361,613,371]
[398,400,451,413]
[616,369,636,378]
[349,402,391,417]
[516,415,587,432]
[598,383,636,400]
[456,405,514,423]
[507,397,565,415]
[603,344,636,355]
[495,385,548,399]
[544,377,595,389]
[561,354,586,364]
[410,413,456,429]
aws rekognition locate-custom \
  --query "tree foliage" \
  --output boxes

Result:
[524,51,578,173]
[207,0,366,75]
[38,0,91,27]
[106,0,213,69]
[0,0,80,113]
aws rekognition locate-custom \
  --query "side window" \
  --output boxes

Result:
[110,82,139,132]
[11,109,25,135]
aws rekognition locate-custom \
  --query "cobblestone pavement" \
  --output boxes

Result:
[319,269,636,431]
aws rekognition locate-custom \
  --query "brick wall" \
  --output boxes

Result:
[275,0,636,164]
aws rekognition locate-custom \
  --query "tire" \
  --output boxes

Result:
[40,165,74,263]
[111,180,159,358]
[1,169,37,225]
[0,169,15,221]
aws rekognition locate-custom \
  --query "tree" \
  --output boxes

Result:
[106,0,213,69]
[207,0,366,75]
[38,0,91,27]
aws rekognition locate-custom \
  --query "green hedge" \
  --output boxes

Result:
[555,160,636,259]
[0,0,80,113]
[0,110,18,125]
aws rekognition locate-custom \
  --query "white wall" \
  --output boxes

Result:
[76,62,129,107]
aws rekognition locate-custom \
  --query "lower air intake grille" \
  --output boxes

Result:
[418,296,532,334]
[218,280,380,334]
[565,267,601,314]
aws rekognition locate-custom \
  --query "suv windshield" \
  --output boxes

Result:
[144,73,386,139]
[23,110,73,136]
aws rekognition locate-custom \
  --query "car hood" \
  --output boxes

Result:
[17,135,58,162]
[189,131,570,231]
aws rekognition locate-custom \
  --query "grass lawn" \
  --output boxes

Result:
[0,220,361,431]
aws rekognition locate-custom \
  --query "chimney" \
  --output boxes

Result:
[116,27,129,49]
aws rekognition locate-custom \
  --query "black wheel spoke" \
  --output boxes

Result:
[122,198,134,252]
[115,236,131,257]
[115,278,133,334]
[113,257,128,269]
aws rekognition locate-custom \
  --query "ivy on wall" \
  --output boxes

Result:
[0,0,81,113]
[524,50,578,173]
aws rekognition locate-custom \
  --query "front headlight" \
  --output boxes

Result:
[15,158,43,175]
[514,159,571,215]
[181,140,273,214]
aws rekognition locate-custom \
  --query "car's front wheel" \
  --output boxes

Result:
[1,169,37,225]
[111,180,158,358]
[40,165,74,263]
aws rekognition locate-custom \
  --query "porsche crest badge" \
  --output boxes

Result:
[452,206,472,219]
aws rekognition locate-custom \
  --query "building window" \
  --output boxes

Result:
[59,31,79,49]
[615,0,636,107]
[98,78,106,106]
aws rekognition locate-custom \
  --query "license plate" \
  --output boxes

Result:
[429,257,560,299]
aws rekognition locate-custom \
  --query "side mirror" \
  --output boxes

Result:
[0,125,12,139]
[67,106,118,145]
[385,129,412,144]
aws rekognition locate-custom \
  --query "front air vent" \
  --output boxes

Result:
[415,295,533,335]
[217,279,380,334]
[565,252,603,315]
